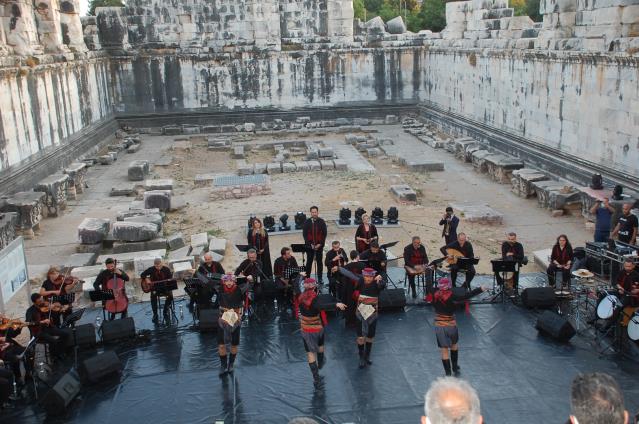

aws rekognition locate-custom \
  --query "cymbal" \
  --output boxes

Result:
[572,269,594,278]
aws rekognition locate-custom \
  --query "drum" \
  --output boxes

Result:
[554,289,572,299]
[596,292,621,320]
[627,311,639,341]
[621,306,639,327]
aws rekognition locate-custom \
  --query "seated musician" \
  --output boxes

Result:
[40,267,76,326]
[234,249,263,299]
[141,258,174,324]
[440,233,476,290]
[403,236,429,300]
[324,241,349,298]
[617,258,639,310]
[93,258,130,320]
[359,241,387,278]
[546,234,573,288]
[355,214,378,254]
[26,293,69,358]
[0,327,24,389]
[495,232,525,294]
[273,247,304,308]
[194,252,225,310]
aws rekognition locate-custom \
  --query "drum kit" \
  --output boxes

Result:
[594,285,639,344]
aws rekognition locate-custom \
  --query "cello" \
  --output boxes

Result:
[105,261,128,315]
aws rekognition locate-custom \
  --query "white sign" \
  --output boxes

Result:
[0,237,29,313]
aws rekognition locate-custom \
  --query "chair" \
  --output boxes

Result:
[404,266,428,298]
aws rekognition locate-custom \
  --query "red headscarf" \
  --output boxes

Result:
[434,278,453,304]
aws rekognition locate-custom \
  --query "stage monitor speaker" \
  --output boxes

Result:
[521,287,556,309]
[61,323,97,349]
[80,350,122,384]
[379,289,406,311]
[41,370,81,415]
[536,310,576,342]
[316,294,337,312]
[101,317,136,343]
[199,308,219,332]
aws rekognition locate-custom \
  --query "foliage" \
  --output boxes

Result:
[88,0,125,16]
[418,0,446,33]
[354,0,367,21]
[525,0,543,22]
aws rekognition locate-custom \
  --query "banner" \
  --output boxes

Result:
[0,237,29,313]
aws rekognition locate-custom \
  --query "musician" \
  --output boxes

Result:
[439,207,459,245]
[355,214,378,253]
[590,197,615,243]
[359,241,387,277]
[432,278,485,376]
[324,240,348,298]
[235,249,264,298]
[140,258,174,324]
[611,203,638,245]
[546,234,573,288]
[303,206,328,284]
[340,250,363,327]
[214,274,250,376]
[617,259,639,308]
[0,367,13,404]
[495,232,525,293]
[193,252,225,310]
[93,258,130,320]
[25,293,69,358]
[273,247,302,307]
[440,233,476,290]
[404,236,429,300]
[337,267,385,369]
[40,267,75,326]
[0,334,24,390]
[247,218,273,278]
[298,278,346,388]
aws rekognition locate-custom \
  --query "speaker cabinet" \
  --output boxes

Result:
[316,294,337,312]
[379,289,407,311]
[198,308,219,332]
[41,371,81,415]
[60,323,97,349]
[536,310,576,342]
[101,317,135,343]
[521,287,556,309]
[80,350,122,384]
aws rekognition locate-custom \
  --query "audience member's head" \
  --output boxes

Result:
[570,372,628,424]
[423,377,482,424]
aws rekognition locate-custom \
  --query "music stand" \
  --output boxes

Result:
[490,260,518,303]
[17,337,37,399]
[236,244,250,253]
[151,280,179,325]
[378,241,398,288]
[291,243,308,267]
[89,289,115,321]
[455,257,478,290]
[62,308,86,370]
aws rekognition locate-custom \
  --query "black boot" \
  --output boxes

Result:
[219,355,228,376]
[309,361,323,388]
[358,344,366,369]
[442,359,452,376]
[227,353,236,373]
[364,342,373,365]
[317,352,325,370]
[451,350,460,376]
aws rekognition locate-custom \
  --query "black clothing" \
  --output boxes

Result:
[617,213,638,244]
[547,244,573,287]
[433,288,482,317]
[404,243,429,299]
[93,269,130,290]
[193,262,225,309]
[358,249,387,275]
[495,241,525,289]
[340,262,363,326]
[214,281,249,346]
[0,341,24,383]
[325,248,348,297]
[248,230,273,277]
[0,368,12,403]
[273,256,300,304]
[26,305,68,356]
[235,259,264,299]
[303,217,328,281]
[355,224,378,253]
[440,241,476,289]
[141,266,174,318]
[439,215,459,244]
[617,269,639,307]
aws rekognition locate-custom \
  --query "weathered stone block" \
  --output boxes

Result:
[169,245,192,260]
[167,233,186,250]
[113,238,167,254]
[308,161,322,171]
[191,232,209,248]
[63,162,87,198]
[71,265,105,279]
[143,190,171,212]
[237,161,254,176]
[144,179,174,191]
[320,160,335,170]
[128,160,150,181]
[75,242,102,254]
[333,159,348,171]
[117,208,161,221]
[244,123,256,132]
[319,147,335,158]
[295,161,311,172]
[387,16,407,34]
[385,115,399,124]
[232,145,246,159]
[0,213,17,251]
[406,160,445,172]
[123,214,163,230]
[267,163,282,174]
[282,162,297,173]
[127,144,140,154]
[182,124,200,134]
[208,237,226,255]
[63,253,98,268]
[391,184,417,203]
[34,174,70,217]
[77,218,110,244]
[112,221,160,242]
[254,163,268,174]
[367,148,381,157]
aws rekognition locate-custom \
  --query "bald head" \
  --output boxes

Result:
[423,378,482,424]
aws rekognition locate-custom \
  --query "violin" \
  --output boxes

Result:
[0,319,36,331]
[39,300,70,314]
[53,275,82,295]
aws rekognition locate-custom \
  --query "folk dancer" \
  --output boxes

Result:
[215,274,250,376]
[303,206,328,284]
[432,278,485,376]
[298,277,346,388]
[324,240,348,298]
[546,234,573,288]
[140,258,174,323]
[338,267,385,369]
[340,250,363,328]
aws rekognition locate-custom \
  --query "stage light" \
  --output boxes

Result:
[279,214,290,231]
[387,207,399,224]
[294,212,306,230]
[354,207,366,225]
[263,215,276,232]
[371,207,384,225]
[612,184,623,200]
[339,208,352,225]
[248,215,256,229]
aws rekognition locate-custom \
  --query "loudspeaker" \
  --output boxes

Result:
[41,370,81,415]
[587,255,610,277]
[198,308,219,332]
[60,324,97,349]
[101,317,136,343]
[521,287,556,309]
[379,289,406,311]
[316,294,337,312]
[80,350,122,384]
[536,310,576,342]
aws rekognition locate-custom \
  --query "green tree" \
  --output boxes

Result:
[364,0,384,13]
[525,0,542,22]
[88,0,125,16]
[511,0,527,16]
[354,0,367,21]
[419,0,446,32]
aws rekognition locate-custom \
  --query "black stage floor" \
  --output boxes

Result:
[4,273,639,424]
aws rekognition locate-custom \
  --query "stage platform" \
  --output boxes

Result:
[4,273,639,424]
